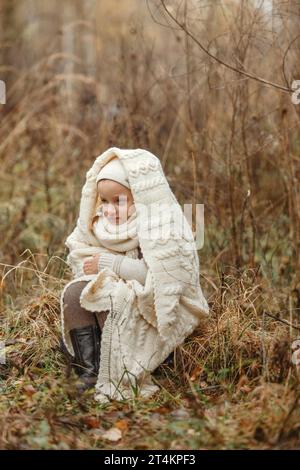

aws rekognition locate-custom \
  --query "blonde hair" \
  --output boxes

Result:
[88,192,102,231]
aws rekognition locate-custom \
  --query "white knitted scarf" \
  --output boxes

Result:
[92,207,139,253]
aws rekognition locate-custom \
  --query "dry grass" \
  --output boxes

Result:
[1,0,300,449]
[0,253,299,449]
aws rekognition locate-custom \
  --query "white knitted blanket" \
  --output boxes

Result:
[60,147,209,403]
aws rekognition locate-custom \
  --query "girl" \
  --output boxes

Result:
[60,147,209,403]
[61,157,151,393]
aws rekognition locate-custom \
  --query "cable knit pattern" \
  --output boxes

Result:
[129,160,160,178]
[60,147,209,404]
[131,175,166,193]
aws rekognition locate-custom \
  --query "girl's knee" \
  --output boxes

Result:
[63,281,89,305]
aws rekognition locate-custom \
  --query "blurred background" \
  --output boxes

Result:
[1,0,300,450]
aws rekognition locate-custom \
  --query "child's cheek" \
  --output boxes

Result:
[118,206,127,220]
[128,203,135,217]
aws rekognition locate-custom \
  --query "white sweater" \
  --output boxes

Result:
[97,251,148,285]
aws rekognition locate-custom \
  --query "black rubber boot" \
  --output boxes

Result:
[59,336,73,366]
[68,323,101,394]
[152,350,175,377]
[163,350,175,367]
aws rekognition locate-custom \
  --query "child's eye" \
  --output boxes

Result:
[118,196,127,205]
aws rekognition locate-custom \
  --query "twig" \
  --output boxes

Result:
[263,310,300,331]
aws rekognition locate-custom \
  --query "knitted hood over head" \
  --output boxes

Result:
[61,147,209,403]
[95,155,130,189]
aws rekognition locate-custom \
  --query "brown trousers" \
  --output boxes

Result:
[62,280,109,332]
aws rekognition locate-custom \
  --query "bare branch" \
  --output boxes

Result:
[155,0,292,94]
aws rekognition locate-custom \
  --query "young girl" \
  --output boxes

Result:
[60,147,209,403]
[61,157,151,393]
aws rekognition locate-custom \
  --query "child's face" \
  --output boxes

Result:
[97,179,135,225]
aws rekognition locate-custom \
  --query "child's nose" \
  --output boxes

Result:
[104,203,117,218]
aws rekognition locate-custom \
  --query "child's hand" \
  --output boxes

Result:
[83,254,100,275]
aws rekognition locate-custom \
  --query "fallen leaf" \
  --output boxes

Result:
[240,385,251,394]
[170,408,190,419]
[190,366,203,382]
[23,384,36,396]
[115,419,128,432]
[102,427,122,442]
[152,406,169,414]
[82,416,100,429]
